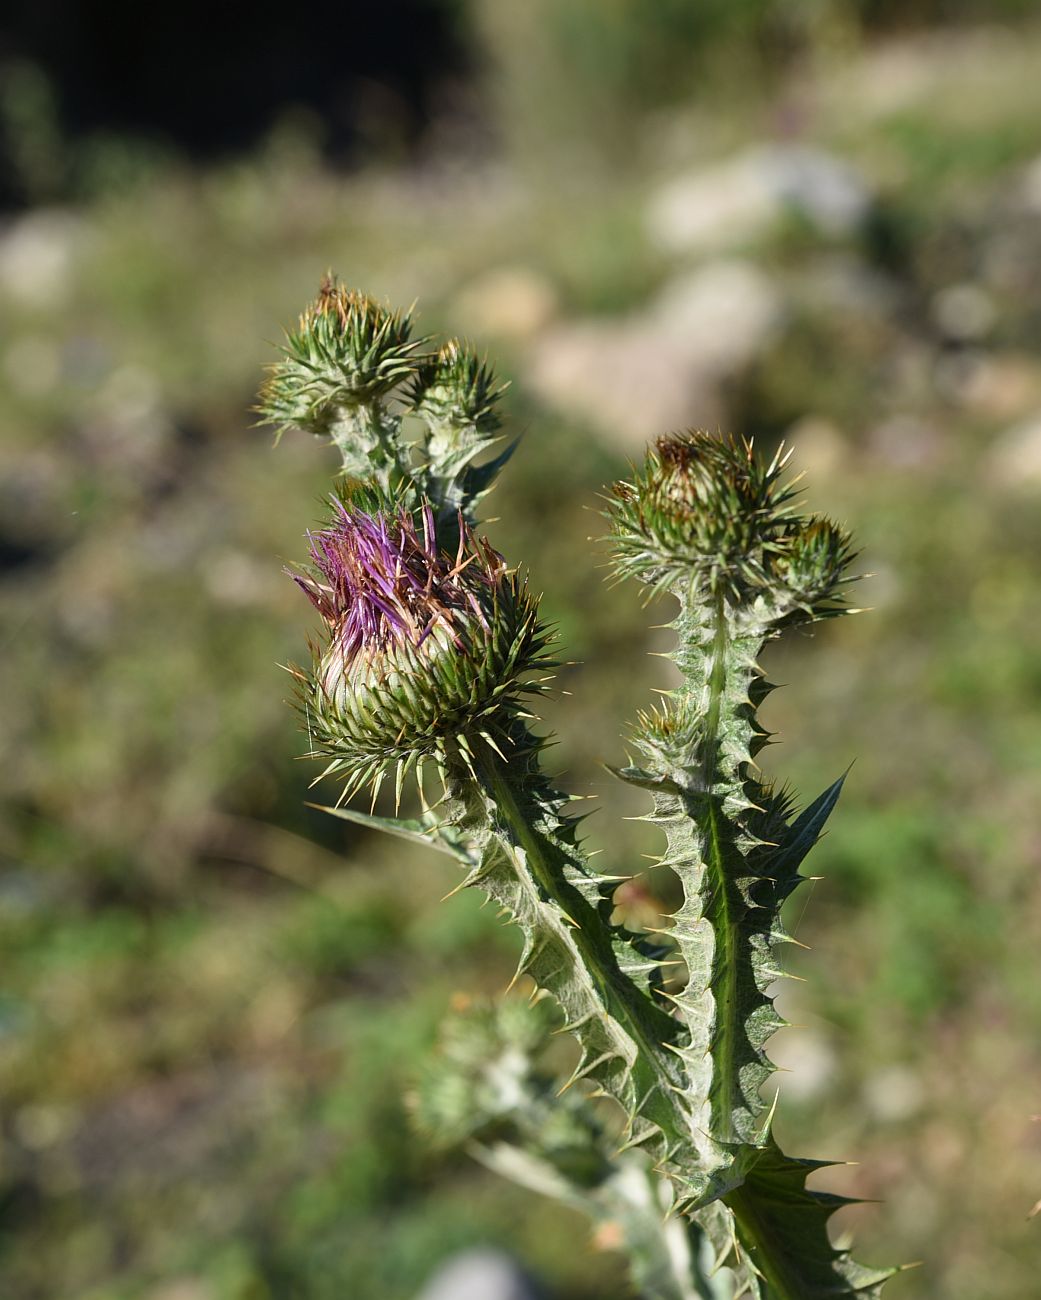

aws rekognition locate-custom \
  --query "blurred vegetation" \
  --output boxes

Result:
[3,5,1041,1299]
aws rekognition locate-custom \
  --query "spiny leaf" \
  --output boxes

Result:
[719,1137,898,1299]
[767,774,846,885]
[307,801,478,865]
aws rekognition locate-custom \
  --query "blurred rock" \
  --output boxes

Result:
[0,210,85,307]
[867,415,944,471]
[1018,150,1041,215]
[415,1249,543,1300]
[647,146,871,255]
[956,354,1041,420]
[832,27,1020,123]
[758,147,872,234]
[648,153,772,255]
[987,411,1041,491]
[863,1065,925,1123]
[654,260,781,374]
[451,265,558,341]
[785,417,848,482]
[840,38,936,119]
[147,1281,214,1300]
[529,315,714,444]
[528,260,780,444]
[931,283,996,342]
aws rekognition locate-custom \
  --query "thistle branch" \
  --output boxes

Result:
[413,998,731,1300]
[607,432,893,1295]
[257,277,516,540]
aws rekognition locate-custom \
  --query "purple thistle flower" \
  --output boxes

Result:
[287,496,552,796]
[293,502,506,679]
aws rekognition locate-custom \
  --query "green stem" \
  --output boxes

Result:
[701,592,729,790]
[330,401,411,490]
[699,593,742,1147]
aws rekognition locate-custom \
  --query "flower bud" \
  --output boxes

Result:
[770,516,854,622]
[292,499,552,797]
[411,339,507,450]
[259,279,422,439]
[607,432,796,602]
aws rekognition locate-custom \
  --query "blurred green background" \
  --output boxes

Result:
[3,3,1041,1297]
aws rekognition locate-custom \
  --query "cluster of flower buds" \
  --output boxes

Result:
[291,496,553,802]
[607,430,855,623]
[258,277,514,524]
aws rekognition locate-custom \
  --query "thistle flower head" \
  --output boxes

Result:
[295,499,502,674]
[258,278,423,438]
[607,432,797,602]
[293,498,553,799]
[607,432,853,623]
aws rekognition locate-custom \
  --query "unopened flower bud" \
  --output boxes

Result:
[608,432,797,601]
[770,516,854,622]
[411,339,507,451]
[259,279,422,440]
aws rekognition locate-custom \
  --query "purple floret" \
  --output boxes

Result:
[293,502,504,668]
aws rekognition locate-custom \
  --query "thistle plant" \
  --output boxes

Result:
[259,280,898,1298]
